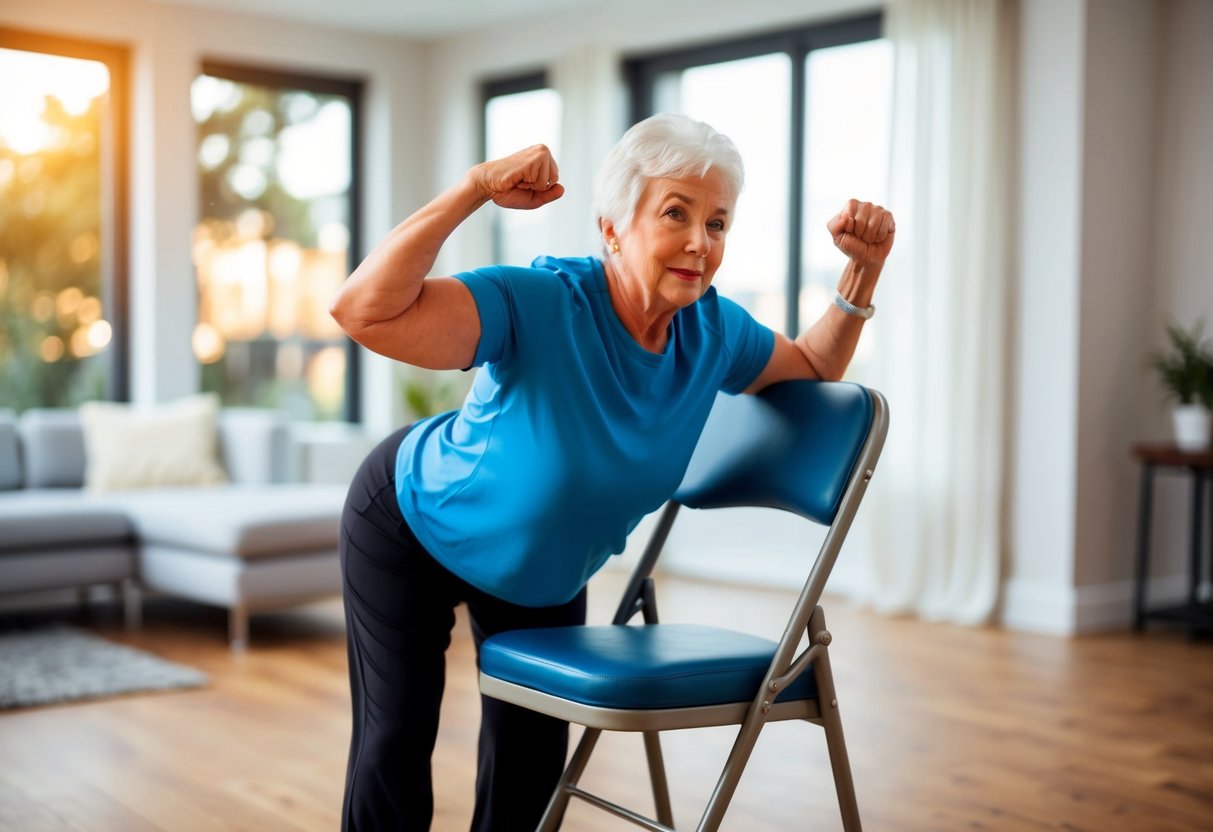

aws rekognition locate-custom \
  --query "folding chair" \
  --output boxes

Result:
[479,380,889,831]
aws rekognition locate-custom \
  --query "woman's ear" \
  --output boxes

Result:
[598,218,621,253]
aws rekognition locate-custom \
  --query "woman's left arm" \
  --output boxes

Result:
[744,199,894,393]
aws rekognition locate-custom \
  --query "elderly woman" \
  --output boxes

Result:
[330,113,893,831]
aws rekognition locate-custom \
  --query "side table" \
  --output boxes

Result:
[1132,443,1213,637]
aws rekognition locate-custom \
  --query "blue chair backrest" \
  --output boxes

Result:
[674,381,874,525]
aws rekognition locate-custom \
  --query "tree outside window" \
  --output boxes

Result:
[0,34,128,412]
[191,64,361,422]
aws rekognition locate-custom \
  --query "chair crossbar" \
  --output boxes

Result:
[565,786,676,832]
[768,640,828,696]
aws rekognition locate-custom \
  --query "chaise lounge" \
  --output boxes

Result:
[0,405,352,649]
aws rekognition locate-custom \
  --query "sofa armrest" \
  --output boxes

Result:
[217,409,293,485]
[0,409,21,491]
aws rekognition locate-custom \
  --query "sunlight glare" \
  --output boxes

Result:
[0,48,108,155]
[277,100,350,199]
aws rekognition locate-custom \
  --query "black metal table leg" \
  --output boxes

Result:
[1190,469,1206,640]
[1133,463,1154,632]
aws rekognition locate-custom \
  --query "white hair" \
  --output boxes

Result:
[592,113,744,246]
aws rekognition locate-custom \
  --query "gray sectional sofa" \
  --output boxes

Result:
[0,407,353,649]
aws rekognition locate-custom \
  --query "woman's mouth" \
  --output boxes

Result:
[668,268,703,282]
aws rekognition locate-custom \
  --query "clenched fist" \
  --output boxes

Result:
[827,199,895,268]
[471,144,565,211]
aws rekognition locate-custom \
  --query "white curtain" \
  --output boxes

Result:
[853,0,1013,625]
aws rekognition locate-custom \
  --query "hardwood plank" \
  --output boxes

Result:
[1,571,1211,831]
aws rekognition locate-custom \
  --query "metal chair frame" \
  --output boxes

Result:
[479,383,889,831]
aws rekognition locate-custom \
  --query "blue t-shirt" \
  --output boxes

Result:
[395,256,774,606]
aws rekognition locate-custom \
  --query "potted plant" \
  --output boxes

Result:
[1150,319,1213,452]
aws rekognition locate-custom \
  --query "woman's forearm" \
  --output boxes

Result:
[330,170,489,328]
[794,259,882,381]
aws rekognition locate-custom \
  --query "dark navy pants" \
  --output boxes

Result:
[340,426,587,831]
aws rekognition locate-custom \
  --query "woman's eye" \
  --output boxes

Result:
[708,220,726,232]
[664,207,685,220]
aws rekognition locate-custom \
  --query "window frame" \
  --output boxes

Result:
[197,60,365,423]
[0,26,131,402]
[625,13,883,336]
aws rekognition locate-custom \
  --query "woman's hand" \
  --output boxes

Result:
[827,199,895,268]
[470,144,565,210]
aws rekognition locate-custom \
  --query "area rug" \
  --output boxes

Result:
[0,624,208,710]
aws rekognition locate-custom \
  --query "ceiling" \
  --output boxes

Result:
[146,0,606,39]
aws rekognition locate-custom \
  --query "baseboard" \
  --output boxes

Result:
[1001,574,1197,635]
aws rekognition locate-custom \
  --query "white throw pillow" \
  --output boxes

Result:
[79,394,229,491]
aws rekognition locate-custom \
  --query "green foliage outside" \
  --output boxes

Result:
[0,95,109,413]
[195,79,350,420]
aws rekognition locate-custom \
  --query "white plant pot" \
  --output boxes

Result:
[1173,404,1212,452]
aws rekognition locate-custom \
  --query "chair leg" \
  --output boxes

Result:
[643,731,675,827]
[537,727,601,832]
[810,609,862,831]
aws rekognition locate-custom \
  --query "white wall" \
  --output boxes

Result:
[0,0,429,437]
[1005,0,1086,630]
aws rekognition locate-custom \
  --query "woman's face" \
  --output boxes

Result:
[607,169,732,314]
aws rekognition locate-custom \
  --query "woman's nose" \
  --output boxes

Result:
[685,228,710,257]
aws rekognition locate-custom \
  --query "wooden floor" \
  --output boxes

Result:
[1,571,1211,832]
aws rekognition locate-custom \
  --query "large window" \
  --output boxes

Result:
[625,16,891,588]
[628,14,890,357]
[0,29,129,412]
[191,63,362,422]
[482,73,561,267]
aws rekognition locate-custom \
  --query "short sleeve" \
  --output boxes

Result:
[717,295,776,394]
[454,265,571,368]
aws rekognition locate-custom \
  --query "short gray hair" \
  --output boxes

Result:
[592,113,744,242]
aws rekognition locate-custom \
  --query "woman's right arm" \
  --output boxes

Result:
[329,145,563,369]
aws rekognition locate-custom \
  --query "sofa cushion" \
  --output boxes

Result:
[0,410,20,491]
[18,410,87,488]
[110,485,346,560]
[80,394,228,491]
[0,490,133,551]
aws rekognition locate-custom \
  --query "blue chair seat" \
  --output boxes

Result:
[481,623,818,710]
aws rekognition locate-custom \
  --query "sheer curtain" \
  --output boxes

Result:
[853,0,1013,625]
